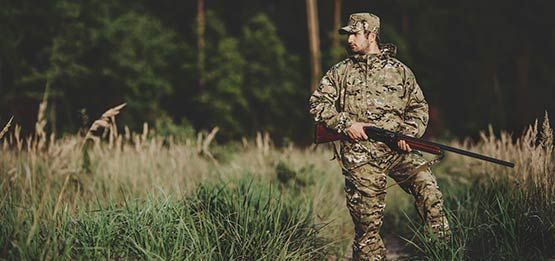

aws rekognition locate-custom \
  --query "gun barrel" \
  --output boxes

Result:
[438,142,514,168]
[401,135,515,168]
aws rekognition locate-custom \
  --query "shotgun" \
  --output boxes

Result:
[314,123,514,168]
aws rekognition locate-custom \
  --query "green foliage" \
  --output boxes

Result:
[240,14,305,139]
[0,179,330,260]
[275,160,315,191]
[403,178,555,260]
[1,0,554,142]
[99,11,179,125]
[2,0,186,131]
[196,11,248,138]
[153,115,195,141]
[193,12,308,141]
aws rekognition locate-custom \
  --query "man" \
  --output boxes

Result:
[309,13,451,260]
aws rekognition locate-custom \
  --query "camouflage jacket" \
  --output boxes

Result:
[309,47,429,170]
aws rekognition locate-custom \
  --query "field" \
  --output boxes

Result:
[1,111,554,260]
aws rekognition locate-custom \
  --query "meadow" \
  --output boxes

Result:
[1,107,554,260]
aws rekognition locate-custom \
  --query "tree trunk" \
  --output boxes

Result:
[331,0,342,50]
[197,0,206,90]
[306,0,321,93]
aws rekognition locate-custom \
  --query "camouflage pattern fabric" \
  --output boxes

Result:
[388,153,451,241]
[309,48,451,260]
[345,153,450,260]
[309,50,429,170]
[339,13,380,34]
[344,163,388,260]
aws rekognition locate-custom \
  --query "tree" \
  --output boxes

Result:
[240,13,304,140]
[10,1,184,131]
[326,0,347,65]
[195,10,248,139]
[306,0,321,93]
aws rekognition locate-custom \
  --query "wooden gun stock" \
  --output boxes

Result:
[313,123,346,143]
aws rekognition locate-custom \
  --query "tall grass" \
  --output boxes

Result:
[0,109,349,259]
[1,108,553,259]
[1,179,329,260]
[404,112,555,260]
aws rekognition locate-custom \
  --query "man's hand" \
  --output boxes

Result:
[346,123,412,152]
[345,122,370,141]
[397,140,412,152]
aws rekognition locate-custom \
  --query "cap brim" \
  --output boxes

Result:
[338,26,360,35]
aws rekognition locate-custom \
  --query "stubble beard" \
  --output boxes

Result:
[350,43,370,55]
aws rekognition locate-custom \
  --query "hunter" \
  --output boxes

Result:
[309,12,451,260]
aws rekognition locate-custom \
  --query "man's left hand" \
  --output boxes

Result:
[397,140,412,152]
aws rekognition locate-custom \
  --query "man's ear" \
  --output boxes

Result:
[368,32,377,42]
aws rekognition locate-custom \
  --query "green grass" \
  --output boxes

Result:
[2,153,554,260]
[1,179,330,260]
[400,176,555,260]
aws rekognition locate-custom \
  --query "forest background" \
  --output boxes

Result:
[2,1,555,260]
[1,0,554,142]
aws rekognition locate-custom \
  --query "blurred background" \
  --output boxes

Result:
[1,0,554,144]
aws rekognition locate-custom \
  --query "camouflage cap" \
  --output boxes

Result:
[338,13,380,35]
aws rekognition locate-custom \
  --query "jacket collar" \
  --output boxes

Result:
[350,43,397,63]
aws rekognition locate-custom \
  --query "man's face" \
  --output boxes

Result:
[347,30,370,54]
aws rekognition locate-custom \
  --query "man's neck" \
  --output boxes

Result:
[368,45,380,54]
[359,44,380,55]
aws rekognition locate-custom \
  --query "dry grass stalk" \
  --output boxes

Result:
[196,132,203,152]
[451,111,554,203]
[108,115,121,149]
[35,101,47,137]
[115,134,123,151]
[84,103,126,144]
[124,126,131,141]
[242,137,249,148]
[133,133,142,152]
[35,89,48,150]
[0,116,14,140]
[14,124,22,151]
[199,127,219,165]
[52,174,71,218]
[141,122,149,142]
[263,132,271,154]
[255,131,272,155]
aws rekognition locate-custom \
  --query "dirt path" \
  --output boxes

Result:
[327,234,411,260]
[384,234,411,260]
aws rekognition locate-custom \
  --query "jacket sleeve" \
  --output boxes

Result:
[399,69,429,138]
[309,68,353,133]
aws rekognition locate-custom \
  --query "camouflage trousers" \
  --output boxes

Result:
[343,152,451,261]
